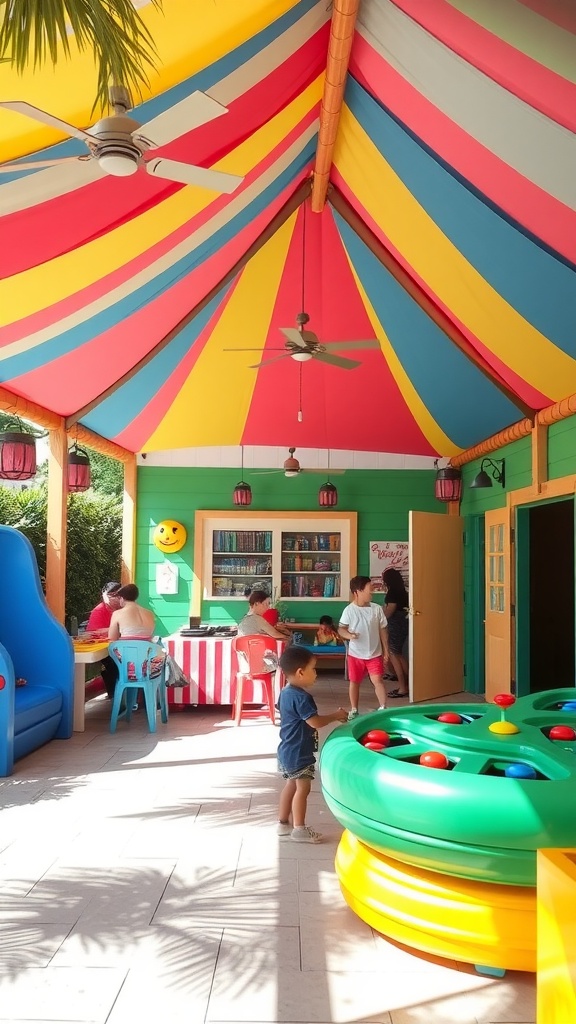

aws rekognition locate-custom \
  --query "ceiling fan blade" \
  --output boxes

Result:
[0,101,94,143]
[146,157,243,193]
[136,91,230,148]
[301,468,345,475]
[322,340,381,351]
[280,327,314,348]
[249,353,294,369]
[0,156,84,173]
[312,352,360,370]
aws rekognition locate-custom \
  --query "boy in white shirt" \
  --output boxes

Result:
[338,575,389,720]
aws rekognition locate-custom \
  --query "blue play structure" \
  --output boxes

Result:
[0,525,73,776]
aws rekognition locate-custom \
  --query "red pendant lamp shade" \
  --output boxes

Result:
[233,446,252,506]
[0,431,37,481]
[435,466,462,502]
[319,481,338,507]
[233,481,252,506]
[68,445,91,493]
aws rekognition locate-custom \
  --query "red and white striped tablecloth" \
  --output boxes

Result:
[165,634,286,705]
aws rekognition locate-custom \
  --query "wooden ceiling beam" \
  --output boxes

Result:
[311,0,360,213]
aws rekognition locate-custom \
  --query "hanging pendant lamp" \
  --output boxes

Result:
[318,450,338,507]
[0,417,38,481]
[434,461,462,503]
[68,443,91,493]
[233,446,252,506]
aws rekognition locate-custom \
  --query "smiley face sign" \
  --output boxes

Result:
[153,520,187,553]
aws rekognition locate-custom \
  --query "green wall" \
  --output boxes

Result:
[136,466,440,636]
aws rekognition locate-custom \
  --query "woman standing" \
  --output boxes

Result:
[382,568,409,698]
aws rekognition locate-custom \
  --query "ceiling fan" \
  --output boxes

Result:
[255,448,344,477]
[0,84,244,193]
[224,199,380,369]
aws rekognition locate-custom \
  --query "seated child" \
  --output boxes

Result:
[314,615,340,646]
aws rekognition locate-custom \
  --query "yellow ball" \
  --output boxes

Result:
[153,519,187,553]
[489,721,520,735]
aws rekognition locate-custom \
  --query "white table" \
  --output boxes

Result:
[73,643,109,731]
[165,634,286,705]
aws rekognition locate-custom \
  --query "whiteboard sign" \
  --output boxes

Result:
[156,561,179,595]
[369,541,409,592]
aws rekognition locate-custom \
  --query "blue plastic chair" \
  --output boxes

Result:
[108,640,168,733]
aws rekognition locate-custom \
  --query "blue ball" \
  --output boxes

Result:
[504,763,537,780]
[562,701,576,712]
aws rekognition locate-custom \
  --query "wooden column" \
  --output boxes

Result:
[121,455,137,584]
[531,421,548,492]
[45,424,68,623]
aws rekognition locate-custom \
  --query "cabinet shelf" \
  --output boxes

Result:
[196,513,356,608]
[282,571,338,575]
[213,551,270,557]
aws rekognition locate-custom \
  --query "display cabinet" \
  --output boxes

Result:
[193,511,357,613]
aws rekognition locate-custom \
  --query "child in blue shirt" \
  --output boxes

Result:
[277,645,347,844]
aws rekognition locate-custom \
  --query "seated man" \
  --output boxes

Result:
[86,582,121,698]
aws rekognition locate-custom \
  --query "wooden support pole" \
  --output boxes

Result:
[45,425,68,623]
[0,386,62,431]
[531,421,548,492]
[121,456,137,584]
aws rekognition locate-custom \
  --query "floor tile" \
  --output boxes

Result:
[0,682,535,1024]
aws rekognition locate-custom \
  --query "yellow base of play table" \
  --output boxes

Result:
[336,830,536,972]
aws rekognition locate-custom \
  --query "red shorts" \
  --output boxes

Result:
[347,654,385,684]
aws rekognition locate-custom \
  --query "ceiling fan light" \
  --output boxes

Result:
[98,151,139,176]
[291,351,312,362]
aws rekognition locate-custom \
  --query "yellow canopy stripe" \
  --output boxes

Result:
[344,250,462,456]
[0,76,322,329]
[334,104,576,402]
[0,0,302,163]
[144,211,297,450]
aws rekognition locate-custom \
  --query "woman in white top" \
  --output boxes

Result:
[108,584,156,641]
[237,590,289,639]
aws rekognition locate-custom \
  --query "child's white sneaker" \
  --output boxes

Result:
[347,708,359,721]
[277,821,291,836]
[291,826,323,844]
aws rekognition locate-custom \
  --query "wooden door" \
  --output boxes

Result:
[408,511,464,702]
[484,506,513,701]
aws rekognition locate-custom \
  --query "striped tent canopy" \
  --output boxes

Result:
[0,0,574,456]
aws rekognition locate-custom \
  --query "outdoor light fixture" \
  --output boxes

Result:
[68,443,91,493]
[233,446,252,506]
[0,417,38,481]
[434,462,462,503]
[470,457,506,490]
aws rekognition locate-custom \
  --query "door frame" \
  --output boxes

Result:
[478,475,576,699]
[515,494,575,697]
[467,514,485,695]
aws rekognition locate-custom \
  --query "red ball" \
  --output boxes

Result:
[549,725,576,741]
[438,712,462,724]
[494,693,516,708]
[419,750,449,769]
[364,729,391,747]
[364,741,385,752]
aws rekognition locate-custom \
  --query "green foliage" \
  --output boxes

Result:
[0,485,121,623]
[87,449,123,498]
[0,0,162,114]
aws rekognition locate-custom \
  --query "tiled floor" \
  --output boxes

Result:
[0,675,536,1024]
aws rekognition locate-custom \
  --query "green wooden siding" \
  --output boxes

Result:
[136,466,440,636]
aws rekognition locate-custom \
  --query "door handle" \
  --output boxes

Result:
[407,607,421,617]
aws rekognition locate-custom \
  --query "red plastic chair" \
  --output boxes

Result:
[232,635,278,726]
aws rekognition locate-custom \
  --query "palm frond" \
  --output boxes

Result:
[0,0,163,113]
